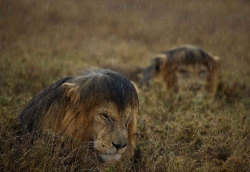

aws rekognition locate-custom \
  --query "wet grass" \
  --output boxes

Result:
[0,0,249,171]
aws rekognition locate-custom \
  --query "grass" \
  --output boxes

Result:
[0,0,249,171]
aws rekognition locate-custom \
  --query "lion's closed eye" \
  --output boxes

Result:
[100,111,115,123]
[100,111,108,119]
[178,69,187,74]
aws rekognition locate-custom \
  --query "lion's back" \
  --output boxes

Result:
[19,76,72,132]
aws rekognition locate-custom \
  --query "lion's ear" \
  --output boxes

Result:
[62,82,80,103]
[131,81,140,94]
[211,56,221,68]
[152,56,166,73]
[213,56,220,63]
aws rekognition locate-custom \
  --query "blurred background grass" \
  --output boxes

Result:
[0,0,249,171]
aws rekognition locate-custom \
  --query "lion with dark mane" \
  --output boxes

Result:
[142,45,220,97]
[106,45,220,98]
[20,69,139,161]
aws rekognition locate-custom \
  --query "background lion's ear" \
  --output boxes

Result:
[212,56,221,68]
[62,83,80,102]
[213,56,220,62]
[152,56,165,73]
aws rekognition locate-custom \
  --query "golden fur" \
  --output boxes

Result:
[19,69,139,161]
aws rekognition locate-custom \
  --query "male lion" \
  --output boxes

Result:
[141,45,220,98]
[19,69,139,161]
[105,45,220,98]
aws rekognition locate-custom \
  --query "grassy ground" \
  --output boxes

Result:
[0,0,249,171]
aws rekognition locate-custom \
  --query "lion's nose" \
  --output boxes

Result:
[190,83,201,91]
[112,141,127,150]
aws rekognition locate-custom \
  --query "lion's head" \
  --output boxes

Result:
[20,69,139,161]
[91,102,137,161]
[141,45,220,98]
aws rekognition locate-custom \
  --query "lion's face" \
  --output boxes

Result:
[174,63,208,98]
[91,102,135,161]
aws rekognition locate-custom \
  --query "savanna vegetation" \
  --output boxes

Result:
[0,0,249,171]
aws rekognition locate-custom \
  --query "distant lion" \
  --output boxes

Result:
[142,45,220,97]
[105,45,220,98]
[19,69,139,161]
